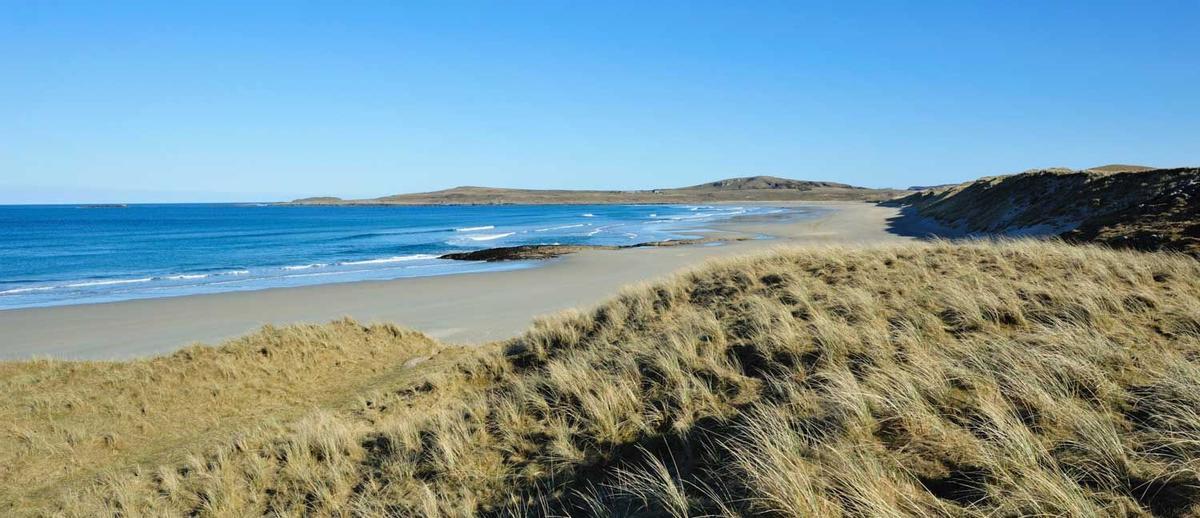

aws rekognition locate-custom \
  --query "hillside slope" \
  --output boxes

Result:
[0,322,446,513]
[289,175,899,205]
[885,167,1200,255]
[4,242,1200,516]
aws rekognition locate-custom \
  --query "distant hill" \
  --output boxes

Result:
[288,175,900,205]
[905,183,958,191]
[884,165,1200,255]
[1085,163,1158,173]
[290,196,345,204]
[678,175,857,191]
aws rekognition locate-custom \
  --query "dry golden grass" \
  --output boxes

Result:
[0,320,443,513]
[3,240,1200,516]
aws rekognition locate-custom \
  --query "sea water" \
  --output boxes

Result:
[0,203,800,309]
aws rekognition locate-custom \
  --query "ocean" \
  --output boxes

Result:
[0,203,797,310]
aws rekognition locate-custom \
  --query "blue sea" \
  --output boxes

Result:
[0,203,794,310]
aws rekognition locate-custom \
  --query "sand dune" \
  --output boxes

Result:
[886,166,1200,255]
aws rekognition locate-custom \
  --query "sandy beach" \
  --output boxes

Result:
[0,202,909,360]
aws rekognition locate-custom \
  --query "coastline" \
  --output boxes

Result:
[0,202,909,360]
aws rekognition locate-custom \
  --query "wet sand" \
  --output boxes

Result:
[0,202,910,360]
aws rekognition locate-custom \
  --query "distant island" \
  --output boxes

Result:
[288,175,903,205]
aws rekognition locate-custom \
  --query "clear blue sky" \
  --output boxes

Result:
[2,1,1197,203]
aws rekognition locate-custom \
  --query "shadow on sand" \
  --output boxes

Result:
[882,205,970,239]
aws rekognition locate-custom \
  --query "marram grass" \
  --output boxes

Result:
[3,240,1199,517]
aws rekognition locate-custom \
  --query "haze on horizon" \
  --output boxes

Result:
[2,1,1197,204]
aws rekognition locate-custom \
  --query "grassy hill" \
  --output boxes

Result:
[1086,164,1158,173]
[885,166,1200,255]
[288,175,900,205]
[4,242,1200,516]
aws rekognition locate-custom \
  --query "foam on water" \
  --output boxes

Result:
[535,224,587,232]
[65,277,155,288]
[461,232,515,241]
[339,254,440,265]
[0,286,56,295]
[282,263,327,271]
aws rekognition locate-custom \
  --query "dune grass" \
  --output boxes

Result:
[0,321,444,513]
[3,241,1200,516]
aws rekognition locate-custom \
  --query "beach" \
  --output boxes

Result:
[0,202,909,360]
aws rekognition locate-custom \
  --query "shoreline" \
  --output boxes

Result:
[0,203,776,311]
[0,202,910,360]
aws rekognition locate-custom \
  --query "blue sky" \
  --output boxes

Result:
[2,1,1197,203]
